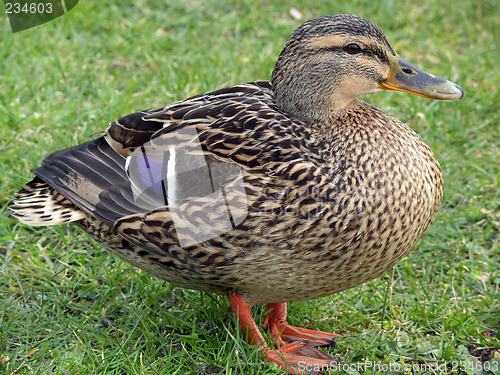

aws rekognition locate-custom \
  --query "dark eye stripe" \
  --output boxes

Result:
[366,46,391,65]
[318,44,390,65]
[319,46,344,53]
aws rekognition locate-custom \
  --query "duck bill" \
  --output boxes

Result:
[380,54,464,100]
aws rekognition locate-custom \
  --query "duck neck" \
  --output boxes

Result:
[303,99,367,158]
[292,97,364,143]
[271,78,361,127]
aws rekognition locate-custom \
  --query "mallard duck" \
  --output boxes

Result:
[11,14,462,374]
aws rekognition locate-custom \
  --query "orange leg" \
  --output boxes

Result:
[228,294,269,350]
[229,294,338,374]
[264,302,340,347]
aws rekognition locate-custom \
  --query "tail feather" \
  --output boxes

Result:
[10,178,86,226]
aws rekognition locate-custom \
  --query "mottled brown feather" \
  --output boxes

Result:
[12,15,446,306]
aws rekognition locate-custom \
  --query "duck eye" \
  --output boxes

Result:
[345,43,361,54]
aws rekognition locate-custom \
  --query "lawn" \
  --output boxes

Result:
[0,0,498,374]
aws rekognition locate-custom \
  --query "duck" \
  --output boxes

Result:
[11,14,463,374]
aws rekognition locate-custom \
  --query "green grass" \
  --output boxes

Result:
[0,0,499,374]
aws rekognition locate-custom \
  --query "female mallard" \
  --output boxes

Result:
[12,14,462,374]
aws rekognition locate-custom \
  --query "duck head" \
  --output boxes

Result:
[271,14,463,124]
